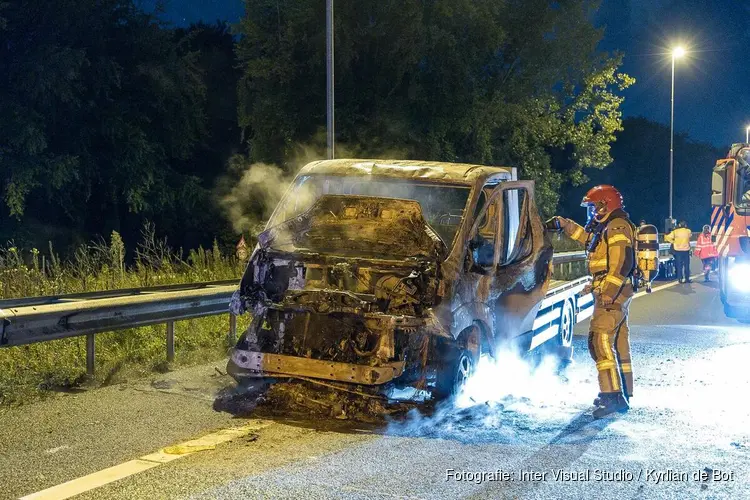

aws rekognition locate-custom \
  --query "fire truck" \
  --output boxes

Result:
[711,143,750,321]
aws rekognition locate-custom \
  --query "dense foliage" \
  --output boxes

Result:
[0,2,239,252]
[2,0,644,253]
[236,0,633,215]
[559,117,725,230]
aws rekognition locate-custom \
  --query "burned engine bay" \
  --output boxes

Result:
[228,195,455,398]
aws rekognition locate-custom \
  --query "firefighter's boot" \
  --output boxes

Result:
[594,391,630,406]
[592,392,629,419]
[593,392,604,406]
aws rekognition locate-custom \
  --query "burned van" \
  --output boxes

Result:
[226,159,581,399]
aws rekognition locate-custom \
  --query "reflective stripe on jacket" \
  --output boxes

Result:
[665,227,692,251]
[559,212,635,300]
[695,233,718,259]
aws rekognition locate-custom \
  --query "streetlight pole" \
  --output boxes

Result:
[670,53,675,221]
[326,0,334,160]
[746,125,749,144]
[668,46,685,227]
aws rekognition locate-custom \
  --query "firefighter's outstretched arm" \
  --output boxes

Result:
[601,219,635,304]
[555,217,588,245]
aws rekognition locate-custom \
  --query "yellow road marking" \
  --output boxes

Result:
[20,421,272,500]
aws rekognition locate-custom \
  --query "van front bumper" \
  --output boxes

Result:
[227,348,405,386]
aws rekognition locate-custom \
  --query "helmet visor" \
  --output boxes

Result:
[584,204,597,224]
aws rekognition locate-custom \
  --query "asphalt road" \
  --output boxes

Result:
[3,271,750,499]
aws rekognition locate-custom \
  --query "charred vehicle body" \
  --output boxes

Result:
[227,160,592,399]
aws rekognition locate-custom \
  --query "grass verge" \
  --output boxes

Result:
[0,224,250,406]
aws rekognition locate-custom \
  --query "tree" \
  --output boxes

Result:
[558,117,724,229]
[0,0,211,250]
[235,0,633,214]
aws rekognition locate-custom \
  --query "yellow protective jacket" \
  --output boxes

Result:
[665,227,692,252]
[559,210,636,301]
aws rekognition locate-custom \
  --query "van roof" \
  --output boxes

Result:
[297,159,514,186]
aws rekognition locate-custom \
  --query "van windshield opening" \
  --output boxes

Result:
[268,175,472,246]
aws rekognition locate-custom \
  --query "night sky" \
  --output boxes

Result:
[145,0,748,149]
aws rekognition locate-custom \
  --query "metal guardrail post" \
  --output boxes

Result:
[228,313,237,345]
[166,321,175,362]
[86,334,95,376]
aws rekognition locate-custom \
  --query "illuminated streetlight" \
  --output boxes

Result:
[746,125,750,144]
[668,46,687,225]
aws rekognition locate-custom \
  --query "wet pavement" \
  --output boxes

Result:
[3,276,750,499]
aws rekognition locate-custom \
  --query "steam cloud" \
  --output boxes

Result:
[220,161,295,235]
[388,350,598,442]
[217,133,410,236]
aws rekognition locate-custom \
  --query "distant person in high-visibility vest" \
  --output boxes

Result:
[665,221,693,283]
[695,225,718,282]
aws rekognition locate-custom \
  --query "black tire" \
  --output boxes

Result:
[433,348,476,400]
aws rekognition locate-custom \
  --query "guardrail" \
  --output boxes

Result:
[0,282,238,375]
[550,242,690,278]
[0,245,694,376]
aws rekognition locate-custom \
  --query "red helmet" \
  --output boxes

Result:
[581,185,623,221]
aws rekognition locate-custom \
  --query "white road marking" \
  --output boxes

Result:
[634,273,704,299]
[20,421,272,500]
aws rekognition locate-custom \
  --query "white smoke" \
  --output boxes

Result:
[387,350,597,441]
[219,160,296,235]
[217,129,413,237]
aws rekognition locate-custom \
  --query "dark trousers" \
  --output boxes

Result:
[674,251,691,281]
[701,257,717,272]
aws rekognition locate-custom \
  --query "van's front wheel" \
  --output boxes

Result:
[433,348,476,401]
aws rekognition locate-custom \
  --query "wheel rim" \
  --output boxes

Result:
[560,302,573,347]
[455,354,473,394]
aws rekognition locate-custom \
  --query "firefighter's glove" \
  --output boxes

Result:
[582,283,594,295]
[599,294,615,307]
[545,217,563,233]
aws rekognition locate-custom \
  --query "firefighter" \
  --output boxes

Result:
[665,221,693,283]
[695,225,718,282]
[550,185,635,418]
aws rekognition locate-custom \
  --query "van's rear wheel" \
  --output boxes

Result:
[554,300,575,364]
[558,300,574,348]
